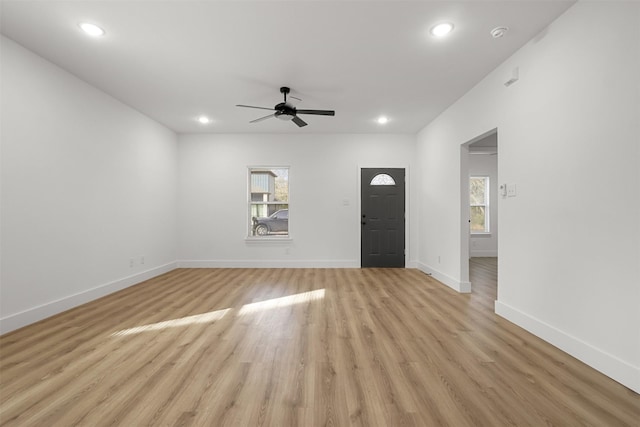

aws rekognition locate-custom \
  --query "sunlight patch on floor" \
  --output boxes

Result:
[111,308,231,336]
[110,289,325,336]
[237,289,325,315]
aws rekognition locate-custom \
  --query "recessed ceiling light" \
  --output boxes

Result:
[197,116,211,124]
[377,116,389,125]
[491,27,509,38]
[430,22,454,38]
[79,22,105,37]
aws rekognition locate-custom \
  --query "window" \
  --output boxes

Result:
[470,176,490,233]
[370,173,396,186]
[249,167,289,237]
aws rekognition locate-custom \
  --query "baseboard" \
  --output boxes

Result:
[416,262,471,293]
[0,262,177,335]
[495,300,640,394]
[177,259,360,268]
[470,250,498,257]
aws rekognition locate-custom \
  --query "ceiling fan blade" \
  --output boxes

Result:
[250,113,277,123]
[296,109,335,116]
[236,104,275,111]
[292,116,308,127]
[285,96,302,108]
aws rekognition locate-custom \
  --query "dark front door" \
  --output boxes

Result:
[361,168,405,268]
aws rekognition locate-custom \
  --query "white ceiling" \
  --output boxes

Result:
[0,1,574,134]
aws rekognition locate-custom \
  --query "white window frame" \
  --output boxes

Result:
[247,166,291,240]
[470,176,490,234]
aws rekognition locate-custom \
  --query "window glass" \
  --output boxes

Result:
[370,173,396,186]
[470,176,490,233]
[470,206,486,232]
[249,168,289,237]
[470,180,486,205]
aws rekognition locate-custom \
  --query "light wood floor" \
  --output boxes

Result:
[1,261,638,426]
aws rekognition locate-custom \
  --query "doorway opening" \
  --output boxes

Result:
[461,130,498,294]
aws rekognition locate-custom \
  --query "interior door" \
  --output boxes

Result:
[361,168,405,268]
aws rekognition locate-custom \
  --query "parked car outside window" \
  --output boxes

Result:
[253,209,288,236]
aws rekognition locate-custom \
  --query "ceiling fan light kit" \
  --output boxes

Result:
[236,87,335,128]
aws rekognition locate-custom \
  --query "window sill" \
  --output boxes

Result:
[471,233,492,237]
[245,236,293,243]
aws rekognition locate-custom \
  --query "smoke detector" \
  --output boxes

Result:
[491,27,509,38]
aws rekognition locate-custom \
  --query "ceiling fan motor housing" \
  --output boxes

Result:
[275,102,295,120]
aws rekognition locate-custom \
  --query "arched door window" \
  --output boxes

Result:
[370,173,396,186]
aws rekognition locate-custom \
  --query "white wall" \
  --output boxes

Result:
[416,2,640,392]
[469,153,498,257]
[0,37,178,333]
[177,133,416,267]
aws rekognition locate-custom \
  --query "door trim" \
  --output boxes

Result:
[460,128,498,293]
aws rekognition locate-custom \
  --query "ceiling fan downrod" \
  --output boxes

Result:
[280,86,290,103]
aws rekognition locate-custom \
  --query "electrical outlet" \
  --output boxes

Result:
[129,258,134,268]
[140,256,145,265]
[438,255,441,264]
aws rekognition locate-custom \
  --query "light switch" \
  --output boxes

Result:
[507,183,517,197]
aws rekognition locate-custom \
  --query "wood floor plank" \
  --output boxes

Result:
[1,262,638,426]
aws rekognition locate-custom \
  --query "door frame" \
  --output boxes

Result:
[460,128,498,291]
[358,165,411,268]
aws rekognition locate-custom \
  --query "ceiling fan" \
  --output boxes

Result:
[236,87,335,128]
